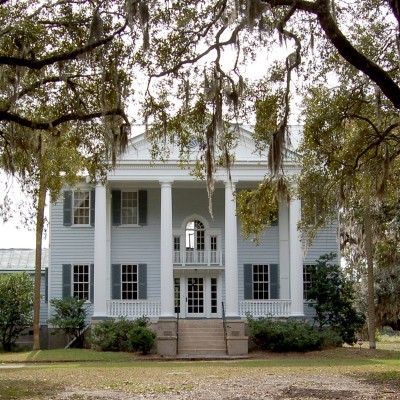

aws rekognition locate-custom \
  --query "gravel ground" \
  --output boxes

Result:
[1,348,399,400]
[59,373,399,400]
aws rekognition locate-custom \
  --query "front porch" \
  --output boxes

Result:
[106,299,293,319]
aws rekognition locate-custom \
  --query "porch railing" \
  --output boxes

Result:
[238,300,292,318]
[106,300,161,318]
[106,300,292,319]
[173,250,223,266]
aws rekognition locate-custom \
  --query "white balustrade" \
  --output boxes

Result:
[238,300,292,318]
[173,250,223,266]
[106,300,161,318]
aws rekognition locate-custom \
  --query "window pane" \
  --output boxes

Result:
[73,192,90,225]
[253,264,269,300]
[121,192,138,224]
[121,264,138,300]
[73,264,89,300]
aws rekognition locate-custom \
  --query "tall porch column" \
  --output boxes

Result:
[93,184,108,318]
[279,201,290,299]
[225,181,239,318]
[160,180,175,318]
[289,198,304,316]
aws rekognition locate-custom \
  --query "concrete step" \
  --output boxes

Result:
[177,319,227,355]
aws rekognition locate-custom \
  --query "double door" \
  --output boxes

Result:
[174,272,221,318]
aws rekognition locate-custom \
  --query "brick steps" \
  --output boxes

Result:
[177,319,227,355]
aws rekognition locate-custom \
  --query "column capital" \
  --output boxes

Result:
[224,179,238,186]
[159,179,174,187]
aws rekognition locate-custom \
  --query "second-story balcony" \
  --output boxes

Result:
[173,250,223,267]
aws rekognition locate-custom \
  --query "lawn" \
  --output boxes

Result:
[0,342,399,399]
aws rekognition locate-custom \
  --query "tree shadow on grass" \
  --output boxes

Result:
[0,379,62,400]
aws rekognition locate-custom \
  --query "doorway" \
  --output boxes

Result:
[174,272,221,318]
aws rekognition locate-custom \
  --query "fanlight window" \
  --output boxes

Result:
[186,220,205,250]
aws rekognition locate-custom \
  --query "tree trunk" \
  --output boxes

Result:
[33,174,46,350]
[363,194,376,349]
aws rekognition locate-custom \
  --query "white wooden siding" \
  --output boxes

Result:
[111,188,161,300]
[49,191,95,306]
[303,222,340,264]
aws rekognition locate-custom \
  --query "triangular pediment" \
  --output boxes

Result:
[118,125,301,166]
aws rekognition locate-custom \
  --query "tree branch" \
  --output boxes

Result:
[0,108,129,131]
[0,23,127,70]
[262,0,400,110]
[3,75,91,112]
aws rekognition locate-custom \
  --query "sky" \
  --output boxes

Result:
[0,221,38,249]
[0,176,49,249]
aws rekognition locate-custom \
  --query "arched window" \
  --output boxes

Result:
[185,220,205,263]
[186,220,205,251]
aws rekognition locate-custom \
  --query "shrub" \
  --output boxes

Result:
[0,273,34,352]
[48,297,88,348]
[247,316,325,352]
[127,325,156,354]
[90,318,133,351]
[90,316,155,354]
[308,253,366,345]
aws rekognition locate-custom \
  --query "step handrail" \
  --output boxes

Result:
[176,310,179,354]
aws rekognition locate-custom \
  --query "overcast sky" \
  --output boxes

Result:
[0,221,38,249]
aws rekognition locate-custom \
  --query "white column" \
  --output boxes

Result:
[289,198,304,316]
[93,184,108,318]
[279,201,290,299]
[225,181,239,318]
[160,180,175,318]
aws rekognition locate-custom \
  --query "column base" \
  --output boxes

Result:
[156,319,177,357]
[226,320,248,356]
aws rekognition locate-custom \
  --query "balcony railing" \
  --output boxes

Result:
[173,250,223,266]
[107,300,161,318]
[238,300,292,318]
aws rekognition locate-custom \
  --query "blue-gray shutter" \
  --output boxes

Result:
[111,264,121,299]
[90,263,94,303]
[112,190,121,226]
[244,264,253,300]
[90,189,95,227]
[63,191,73,226]
[270,264,279,299]
[138,190,147,225]
[45,267,49,303]
[138,264,147,299]
[62,264,72,298]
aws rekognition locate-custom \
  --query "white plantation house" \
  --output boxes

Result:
[46,125,339,355]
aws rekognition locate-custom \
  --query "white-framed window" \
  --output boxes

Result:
[73,264,90,300]
[121,191,138,225]
[73,191,90,225]
[253,264,269,300]
[303,264,315,300]
[121,264,138,300]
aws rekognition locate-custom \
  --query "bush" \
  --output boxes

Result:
[0,273,34,352]
[90,318,133,351]
[90,316,155,354]
[48,297,88,348]
[127,325,156,354]
[248,316,325,352]
[308,253,366,345]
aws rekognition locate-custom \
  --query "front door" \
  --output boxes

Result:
[174,273,221,318]
[187,277,204,317]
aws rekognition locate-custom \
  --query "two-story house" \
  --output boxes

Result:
[47,125,339,355]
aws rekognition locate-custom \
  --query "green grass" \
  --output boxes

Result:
[0,348,134,363]
[0,379,59,400]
